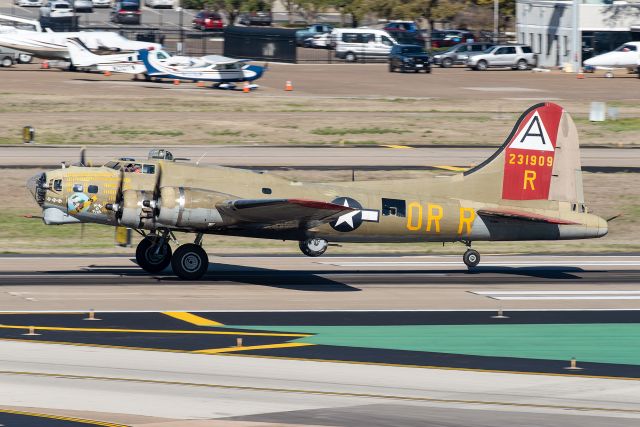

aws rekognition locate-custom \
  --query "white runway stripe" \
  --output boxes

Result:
[323,261,640,267]
[472,290,640,301]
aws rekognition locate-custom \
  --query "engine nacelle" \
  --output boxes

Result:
[120,189,155,229]
[156,187,224,229]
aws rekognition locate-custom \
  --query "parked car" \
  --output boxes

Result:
[71,0,93,13]
[144,0,173,9]
[388,44,431,73]
[430,29,475,48]
[192,11,223,31]
[331,28,397,62]
[383,21,425,47]
[0,47,32,67]
[432,42,494,67]
[40,0,74,18]
[92,0,109,7]
[306,32,331,49]
[15,0,43,7]
[111,1,141,25]
[238,11,272,26]
[296,24,333,46]
[467,45,537,71]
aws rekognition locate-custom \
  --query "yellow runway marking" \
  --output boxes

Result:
[0,324,309,337]
[0,408,126,426]
[196,342,315,354]
[2,370,639,415]
[434,165,469,172]
[163,311,224,326]
[382,144,412,149]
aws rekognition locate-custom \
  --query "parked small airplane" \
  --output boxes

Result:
[66,37,146,74]
[0,24,161,62]
[583,42,640,77]
[27,103,608,280]
[138,48,265,87]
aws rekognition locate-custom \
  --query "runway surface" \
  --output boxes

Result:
[1,145,637,169]
[1,254,639,311]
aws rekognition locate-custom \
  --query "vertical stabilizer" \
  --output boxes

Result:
[462,102,584,204]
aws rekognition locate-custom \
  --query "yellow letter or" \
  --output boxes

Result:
[406,202,423,231]
[523,170,536,190]
[457,207,475,235]
[426,204,443,233]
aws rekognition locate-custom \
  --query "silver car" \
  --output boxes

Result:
[467,45,537,71]
[72,0,93,12]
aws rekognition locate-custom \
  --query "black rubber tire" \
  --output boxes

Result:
[442,58,453,68]
[425,67,432,74]
[345,52,356,62]
[463,249,480,268]
[136,237,172,273]
[389,63,394,72]
[299,238,328,257]
[516,59,528,71]
[476,60,488,71]
[171,244,209,280]
[1,57,13,68]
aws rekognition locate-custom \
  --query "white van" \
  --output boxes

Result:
[330,28,397,62]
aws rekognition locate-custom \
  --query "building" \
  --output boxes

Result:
[516,0,640,68]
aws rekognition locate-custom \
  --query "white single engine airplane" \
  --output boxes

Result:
[138,48,265,88]
[0,20,161,63]
[583,42,640,78]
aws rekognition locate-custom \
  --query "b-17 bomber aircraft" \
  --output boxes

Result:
[27,103,608,280]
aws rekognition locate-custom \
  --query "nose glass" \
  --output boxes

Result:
[27,173,46,207]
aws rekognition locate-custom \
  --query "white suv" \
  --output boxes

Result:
[330,28,397,62]
[467,45,537,71]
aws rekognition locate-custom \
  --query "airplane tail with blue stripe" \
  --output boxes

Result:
[138,48,164,76]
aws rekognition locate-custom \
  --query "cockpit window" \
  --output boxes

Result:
[53,179,62,191]
[104,161,121,170]
[143,164,156,174]
[616,44,637,52]
[88,185,98,194]
[124,163,143,173]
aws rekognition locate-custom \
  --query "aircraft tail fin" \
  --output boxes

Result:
[66,37,100,67]
[463,102,584,204]
[138,48,163,76]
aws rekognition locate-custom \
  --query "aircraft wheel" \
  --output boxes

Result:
[172,244,209,280]
[463,249,480,268]
[299,238,328,257]
[136,237,172,273]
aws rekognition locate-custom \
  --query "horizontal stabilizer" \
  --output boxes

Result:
[477,208,579,225]
[216,198,354,229]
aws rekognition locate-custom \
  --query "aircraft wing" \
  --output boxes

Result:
[477,208,579,225]
[202,54,251,65]
[216,198,354,229]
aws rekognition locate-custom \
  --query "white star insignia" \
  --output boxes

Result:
[334,199,360,229]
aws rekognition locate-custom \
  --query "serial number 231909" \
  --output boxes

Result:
[508,153,553,167]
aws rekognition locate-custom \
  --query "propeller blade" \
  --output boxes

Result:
[606,213,623,222]
[80,146,86,167]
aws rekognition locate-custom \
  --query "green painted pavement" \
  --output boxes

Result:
[229,324,640,365]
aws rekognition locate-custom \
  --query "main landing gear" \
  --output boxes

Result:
[299,238,328,257]
[462,241,480,268]
[135,232,209,280]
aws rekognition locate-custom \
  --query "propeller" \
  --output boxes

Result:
[606,213,623,222]
[79,146,86,167]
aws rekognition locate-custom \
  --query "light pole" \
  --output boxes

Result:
[572,0,581,72]
[177,1,184,55]
[493,0,499,44]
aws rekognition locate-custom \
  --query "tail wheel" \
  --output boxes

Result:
[463,249,480,268]
[172,244,209,280]
[136,237,172,273]
[299,238,328,257]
